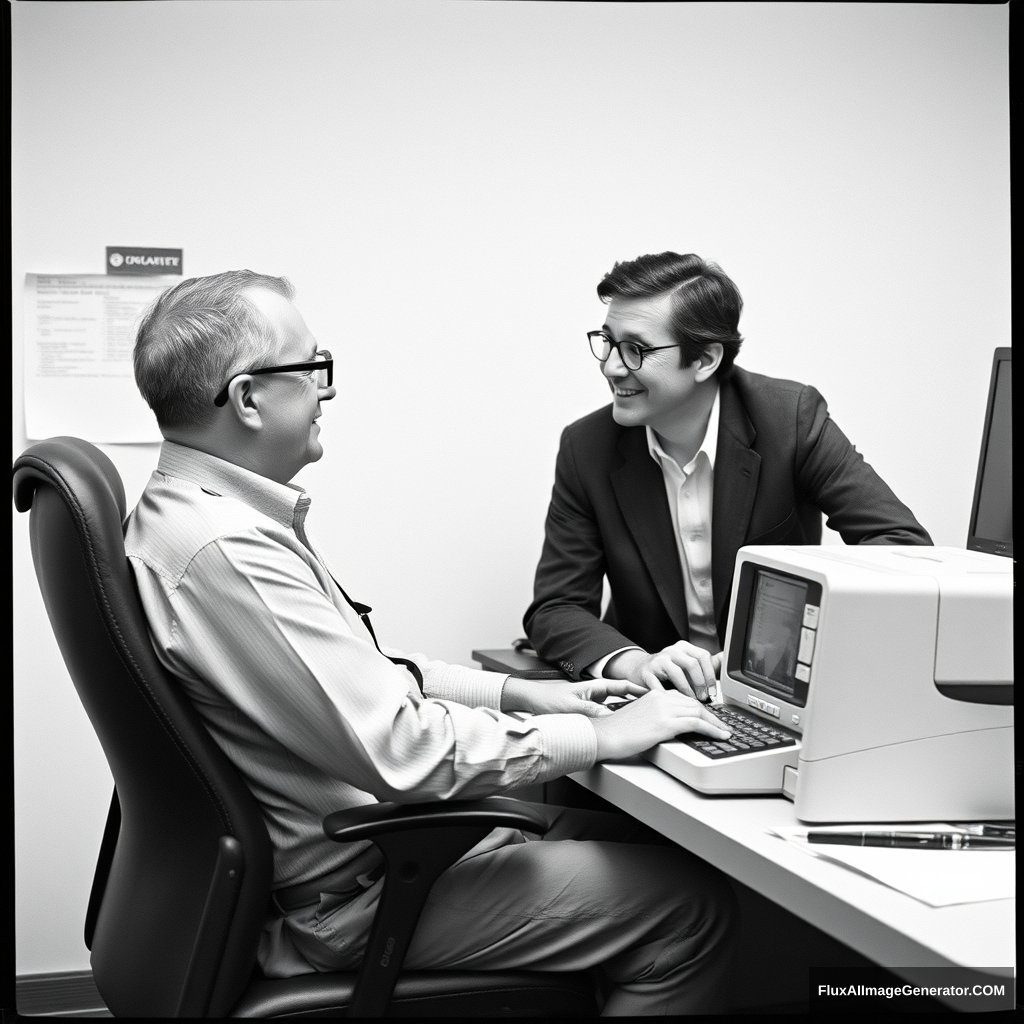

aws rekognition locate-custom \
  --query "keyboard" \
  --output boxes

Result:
[678,703,797,759]
[605,698,802,794]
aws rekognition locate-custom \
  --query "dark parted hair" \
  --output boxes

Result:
[133,270,294,428]
[597,252,744,375]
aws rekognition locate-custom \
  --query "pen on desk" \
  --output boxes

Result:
[807,831,1015,850]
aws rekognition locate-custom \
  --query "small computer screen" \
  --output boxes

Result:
[968,349,1012,556]
[741,569,808,700]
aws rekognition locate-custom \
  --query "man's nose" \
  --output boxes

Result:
[601,345,629,377]
[319,384,337,401]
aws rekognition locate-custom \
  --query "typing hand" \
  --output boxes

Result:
[607,644,723,703]
[590,688,731,762]
[500,678,647,718]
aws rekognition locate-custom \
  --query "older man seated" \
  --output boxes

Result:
[124,269,738,1016]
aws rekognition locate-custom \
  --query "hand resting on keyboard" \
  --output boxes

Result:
[590,688,731,762]
[606,692,796,753]
[675,704,798,759]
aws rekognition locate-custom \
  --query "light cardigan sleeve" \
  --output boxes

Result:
[150,529,597,802]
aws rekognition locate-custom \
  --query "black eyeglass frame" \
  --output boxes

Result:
[213,350,333,407]
[586,331,682,371]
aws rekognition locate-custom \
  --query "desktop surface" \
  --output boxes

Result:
[569,759,1014,1000]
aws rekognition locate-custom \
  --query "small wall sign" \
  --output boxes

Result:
[106,247,183,275]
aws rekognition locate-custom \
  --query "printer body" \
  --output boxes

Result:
[645,545,1013,823]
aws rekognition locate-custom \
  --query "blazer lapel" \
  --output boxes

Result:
[712,379,760,626]
[611,428,690,639]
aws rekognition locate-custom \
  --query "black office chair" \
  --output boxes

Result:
[13,437,598,1018]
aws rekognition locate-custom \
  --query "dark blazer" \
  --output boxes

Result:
[524,366,932,679]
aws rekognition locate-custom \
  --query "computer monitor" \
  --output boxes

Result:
[967,347,1012,557]
[714,545,1014,821]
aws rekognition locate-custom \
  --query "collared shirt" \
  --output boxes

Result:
[124,442,597,903]
[586,386,722,678]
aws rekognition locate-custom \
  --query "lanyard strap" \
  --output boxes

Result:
[328,573,424,694]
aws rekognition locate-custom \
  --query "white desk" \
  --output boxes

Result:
[569,760,1015,1009]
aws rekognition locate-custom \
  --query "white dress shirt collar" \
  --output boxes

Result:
[157,440,307,529]
[645,383,721,473]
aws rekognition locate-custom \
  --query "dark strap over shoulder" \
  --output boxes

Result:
[328,574,424,694]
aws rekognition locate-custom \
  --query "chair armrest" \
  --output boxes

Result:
[321,796,549,1017]
[322,795,549,843]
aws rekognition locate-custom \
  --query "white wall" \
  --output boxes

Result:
[11,1,1009,974]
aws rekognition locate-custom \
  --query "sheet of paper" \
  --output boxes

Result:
[24,274,178,443]
[768,825,1015,907]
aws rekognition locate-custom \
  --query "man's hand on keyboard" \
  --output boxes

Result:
[500,677,646,718]
[605,643,723,703]
[590,688,731,762]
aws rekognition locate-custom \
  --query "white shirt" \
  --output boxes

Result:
[646,385,721,655]
[124,442,597,897]
[587,386,722,676]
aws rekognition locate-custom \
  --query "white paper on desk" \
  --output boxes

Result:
[768,825,1015,908]
[23,274,177,443]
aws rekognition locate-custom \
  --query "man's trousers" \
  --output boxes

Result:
[276,801,738,1015]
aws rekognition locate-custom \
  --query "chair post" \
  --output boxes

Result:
[347,825,493,1017]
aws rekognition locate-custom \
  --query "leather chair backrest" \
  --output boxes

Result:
[14,438,274,1017]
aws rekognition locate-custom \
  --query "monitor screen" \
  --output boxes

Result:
[741,570,808,701]
[968,349,1012,556]
[727,562,822,708]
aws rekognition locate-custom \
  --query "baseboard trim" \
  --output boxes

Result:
[16,971,109,1017]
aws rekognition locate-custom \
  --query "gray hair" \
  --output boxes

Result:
[133,269,294,428]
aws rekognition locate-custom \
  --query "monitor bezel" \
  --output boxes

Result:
[967,347,1012,557]
[726,561,822,708]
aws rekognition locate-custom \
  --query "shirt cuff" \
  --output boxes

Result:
[584,646,644,679]
[530,713,599,777]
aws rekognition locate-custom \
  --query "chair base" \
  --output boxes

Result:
[233,969,599,1017]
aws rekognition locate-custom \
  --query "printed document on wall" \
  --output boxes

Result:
[24,274,176,443]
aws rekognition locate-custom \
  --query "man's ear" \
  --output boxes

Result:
[226,376,262,430]
[695,343,724,382]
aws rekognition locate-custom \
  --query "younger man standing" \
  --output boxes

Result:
[526,252,932,698]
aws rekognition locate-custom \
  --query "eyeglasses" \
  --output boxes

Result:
[213,349,333,407]
[587,331,682,371]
